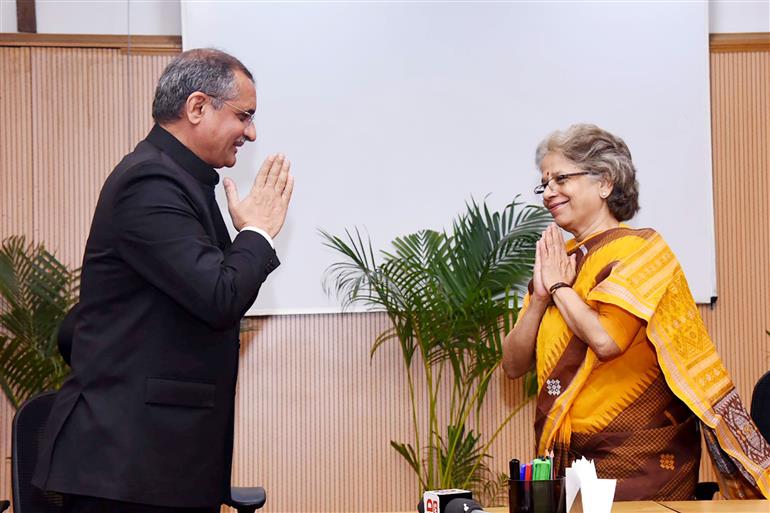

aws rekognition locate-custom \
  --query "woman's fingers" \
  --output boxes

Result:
[543,225,552,250]
[544,223,564,260]
[538,232,546,257]
[552,224,565,251]
[548,224,559,252]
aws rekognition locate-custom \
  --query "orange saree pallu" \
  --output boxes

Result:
[522,227,770,499]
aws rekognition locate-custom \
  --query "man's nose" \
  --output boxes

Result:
[244,123,257,142]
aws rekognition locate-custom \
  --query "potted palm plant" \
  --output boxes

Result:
[0,236,79,409]
[320,197,550,503]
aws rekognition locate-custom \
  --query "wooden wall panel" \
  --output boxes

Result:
[126,54,173,143]
[232,313,534,511]
[30,48,129,267]
[701,50,770,410]
[0,38,768,512]
[696,49,770,488]
[0,48,33,241]
[0,47,32,508]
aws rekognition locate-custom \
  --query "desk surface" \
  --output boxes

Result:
[447,501,769,513]
[468,503,670,513]
[660,500,770,512]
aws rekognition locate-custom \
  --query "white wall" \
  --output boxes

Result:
[709,0,770,33]
[0,0,181,34]
[185,1,717,313]
[0,0,16,33]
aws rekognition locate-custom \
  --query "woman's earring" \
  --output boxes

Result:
[601,192,608,199]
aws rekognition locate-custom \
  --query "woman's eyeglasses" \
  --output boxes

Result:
[534,171,595,194]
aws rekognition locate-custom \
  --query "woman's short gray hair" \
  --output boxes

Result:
[152,48,253,124]
[535,123,640,221]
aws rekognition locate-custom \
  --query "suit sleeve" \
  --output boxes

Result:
[113,170,278,330]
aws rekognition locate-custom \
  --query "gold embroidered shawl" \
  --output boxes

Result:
[524,227,770,498]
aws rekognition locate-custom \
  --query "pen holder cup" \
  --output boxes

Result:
[508,477,566,513]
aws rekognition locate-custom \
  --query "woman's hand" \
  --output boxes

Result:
[532,239,549,301]
[539,223,576,291]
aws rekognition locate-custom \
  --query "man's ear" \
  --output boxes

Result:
[184,92,208,125]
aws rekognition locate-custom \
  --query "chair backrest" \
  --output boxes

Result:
[751,370,770,444]
[12,391,64,513]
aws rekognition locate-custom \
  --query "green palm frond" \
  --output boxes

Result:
[438,424,491,489]
[320,196,550,495]
[0,236,79,408]
[477,471,511,507]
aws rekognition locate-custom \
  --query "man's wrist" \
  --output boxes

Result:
[240,226,274,248]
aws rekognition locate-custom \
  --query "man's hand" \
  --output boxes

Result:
[223,153,294,238]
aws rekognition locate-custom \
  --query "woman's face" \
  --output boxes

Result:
[539,151,611,235]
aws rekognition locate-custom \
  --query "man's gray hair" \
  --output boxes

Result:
[152,48,253,124]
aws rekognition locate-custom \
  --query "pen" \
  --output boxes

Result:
[510,458,520,480]
[533,458,549,480]
[548,449,553,480]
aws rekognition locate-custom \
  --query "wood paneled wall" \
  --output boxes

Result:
[696,48,770,487]
[0,35,768,512]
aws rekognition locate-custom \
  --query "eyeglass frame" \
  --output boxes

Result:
[207,95,256,126]
[534,171,597,195]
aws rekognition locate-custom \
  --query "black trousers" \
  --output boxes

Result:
[62,494,219,513]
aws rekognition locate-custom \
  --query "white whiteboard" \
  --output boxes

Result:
[181,1,716,314]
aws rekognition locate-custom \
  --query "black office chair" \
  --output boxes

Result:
[12,391,63,512]
[12,389,265,513]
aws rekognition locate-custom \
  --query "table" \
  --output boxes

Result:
[484,503,673,512]
[416,501,770,513]
[611,502,675,513]
[660,500,770,512]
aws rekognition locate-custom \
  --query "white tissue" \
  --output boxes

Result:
[581,478,616,513]
[565,467,580,513]
[565,457,616,513]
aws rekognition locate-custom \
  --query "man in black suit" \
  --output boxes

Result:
[32,48,293,513]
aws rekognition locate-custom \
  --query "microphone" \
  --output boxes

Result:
[444,498,488,513]
[417,490,489,513]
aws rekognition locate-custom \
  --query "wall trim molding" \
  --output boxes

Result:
[1,32,767,54]
[0,33,181,54]
[710,32,770,53]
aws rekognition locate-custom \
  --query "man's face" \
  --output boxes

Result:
[197,70,257,168]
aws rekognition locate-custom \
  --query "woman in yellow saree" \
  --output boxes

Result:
[502,124,770,500]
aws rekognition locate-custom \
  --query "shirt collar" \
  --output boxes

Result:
[146,124,219,187]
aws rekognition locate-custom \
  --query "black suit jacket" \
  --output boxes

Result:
[32,125,278,508]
